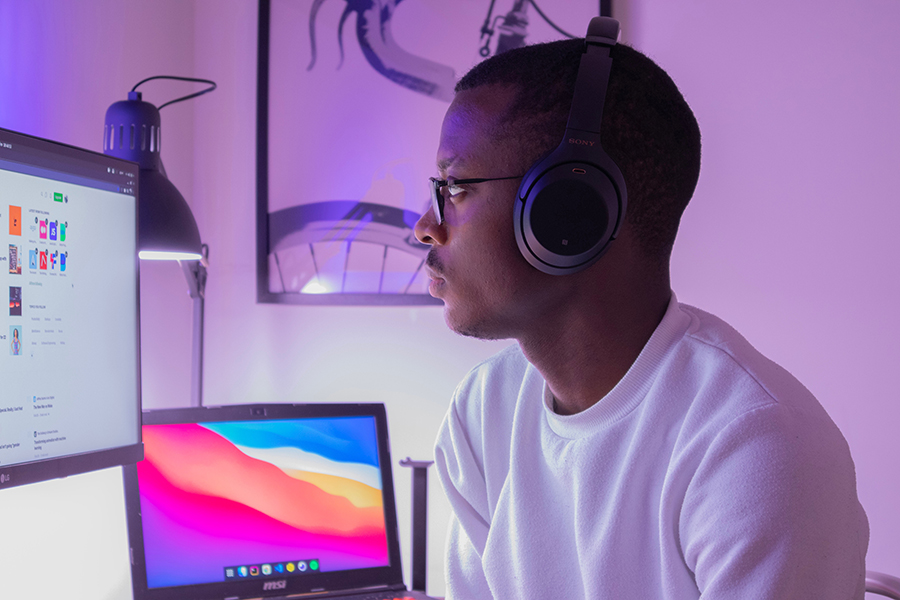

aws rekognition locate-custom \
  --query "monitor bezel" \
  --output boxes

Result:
[0,126,143,491]
[125,403,406,600]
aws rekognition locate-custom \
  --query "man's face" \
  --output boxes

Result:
[414,85,566,340]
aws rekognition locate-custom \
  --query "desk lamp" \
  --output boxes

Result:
[103,76,216,408]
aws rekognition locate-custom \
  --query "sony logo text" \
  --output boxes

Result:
[568,138,595,146]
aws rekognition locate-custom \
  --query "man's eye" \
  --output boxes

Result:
[447,184,466,198]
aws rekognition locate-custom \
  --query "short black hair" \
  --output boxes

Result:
[456,38,701,267]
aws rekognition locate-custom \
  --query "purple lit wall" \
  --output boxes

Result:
[1,1,899,599]
[1,3,199,598]
[621,0,900,578]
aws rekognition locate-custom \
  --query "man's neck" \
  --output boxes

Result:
[518,274,671,416]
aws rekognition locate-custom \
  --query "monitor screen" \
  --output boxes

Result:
[0,126,143,490]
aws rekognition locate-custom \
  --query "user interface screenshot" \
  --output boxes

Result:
[0,134,139,473]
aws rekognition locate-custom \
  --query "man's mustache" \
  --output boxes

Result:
[426,249,443,274]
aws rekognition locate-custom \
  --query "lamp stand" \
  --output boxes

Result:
[180,243,209,407]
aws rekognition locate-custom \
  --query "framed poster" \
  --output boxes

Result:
[257,0,602,305]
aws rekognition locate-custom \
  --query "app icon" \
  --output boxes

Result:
[285,563,295,573]
[39,220,47,239]
[60,222,66,242]
[50,251,56,270]
[39,251,47,270]
[53,192,63,202]
[9,206,21,236]
[225,568,235,578]
[297,561,307,572]
[274,564,284,573]
[60,253,66,272]
[249,566,260,577]
[49,221,57,241]
[309,560,319,571]
[262,564,272,575]
[238,566,248,578]
[29,250,37,270]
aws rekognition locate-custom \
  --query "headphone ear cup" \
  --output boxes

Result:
[514,162,621,275]
[512,16,627,276]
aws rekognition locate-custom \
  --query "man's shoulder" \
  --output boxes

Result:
[674,303,816,411]
[660,304,851,466]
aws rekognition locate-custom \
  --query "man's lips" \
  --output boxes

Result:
[425,265,445,296]
[425,264,444,282]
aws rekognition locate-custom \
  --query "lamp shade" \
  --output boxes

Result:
[103,92,201,259]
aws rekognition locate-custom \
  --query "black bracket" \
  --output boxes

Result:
[399,457,433,593]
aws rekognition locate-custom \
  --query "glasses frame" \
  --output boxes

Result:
[429,175,523,225]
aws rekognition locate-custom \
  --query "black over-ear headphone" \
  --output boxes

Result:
[513,17,627,275]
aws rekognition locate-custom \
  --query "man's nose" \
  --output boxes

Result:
[414,208,447,246]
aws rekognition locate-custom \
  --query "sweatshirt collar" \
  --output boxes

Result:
[543,293,690,439]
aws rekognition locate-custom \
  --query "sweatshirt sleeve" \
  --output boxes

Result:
[679,403,869,599]
[434,397,494,599]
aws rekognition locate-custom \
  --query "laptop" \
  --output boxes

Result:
[123,403,438,600]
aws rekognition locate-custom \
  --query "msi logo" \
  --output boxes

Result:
[262,580,287,591]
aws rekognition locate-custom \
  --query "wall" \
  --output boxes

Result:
[625,0,900,575]
[0,1,198,598]
[1,0,898,598]
[0,1,514,596]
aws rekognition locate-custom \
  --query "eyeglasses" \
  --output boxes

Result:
[428,175,524,225]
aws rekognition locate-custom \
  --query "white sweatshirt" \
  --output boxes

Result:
[435,298,868,599]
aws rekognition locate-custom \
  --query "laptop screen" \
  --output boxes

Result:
[124,404,405,600]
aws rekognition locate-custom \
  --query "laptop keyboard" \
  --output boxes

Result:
[337,595,420,600]
[322,594,421,600]
[329,592,432,600]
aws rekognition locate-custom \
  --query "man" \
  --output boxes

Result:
[413,25,868,600]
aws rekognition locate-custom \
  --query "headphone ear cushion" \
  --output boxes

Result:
[529,176,609,256]
[515,163,621,274]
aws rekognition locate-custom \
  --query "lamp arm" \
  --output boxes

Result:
[180,244,208,299]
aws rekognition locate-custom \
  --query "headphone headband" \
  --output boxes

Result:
[585,15,619,45]
[566,19,618,134]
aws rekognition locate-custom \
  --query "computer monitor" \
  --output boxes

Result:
[0,126,143,490]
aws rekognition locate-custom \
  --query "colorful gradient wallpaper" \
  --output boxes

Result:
[137,416,389,588]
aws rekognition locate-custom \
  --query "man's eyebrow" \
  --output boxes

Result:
[437,155,460,173]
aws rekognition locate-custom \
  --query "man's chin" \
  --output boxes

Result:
[444,307,508,341]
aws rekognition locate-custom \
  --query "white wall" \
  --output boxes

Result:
[1,1,899,598]
[0,1,198,598]
[185,0,900,586]
[624,0,900,576]
[1,2,512,596]
[188,4,511,596]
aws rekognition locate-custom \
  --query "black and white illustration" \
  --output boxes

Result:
[258,0,596,305]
